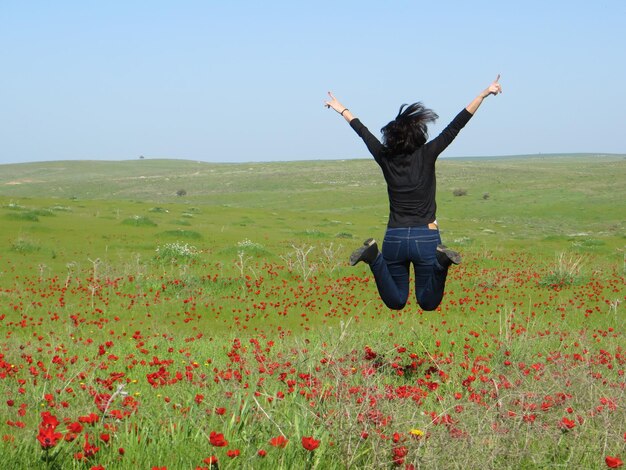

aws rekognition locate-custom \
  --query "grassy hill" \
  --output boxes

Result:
[1,154,625,270]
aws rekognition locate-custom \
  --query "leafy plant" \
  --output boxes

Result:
[122,215,157,227]
[154,242,199,265]
[539,252,584,287]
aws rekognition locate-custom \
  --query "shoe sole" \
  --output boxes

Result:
[350,238,376,266]
[437,245,462,265]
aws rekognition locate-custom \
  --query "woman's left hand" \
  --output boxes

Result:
[324,92,347,114]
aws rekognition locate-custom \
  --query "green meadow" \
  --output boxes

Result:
[0,154,625,469]
[2,154,624,266]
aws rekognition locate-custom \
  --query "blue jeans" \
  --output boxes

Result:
[369,226,448,311]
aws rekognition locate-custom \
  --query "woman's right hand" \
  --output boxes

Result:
[485,74,502,97]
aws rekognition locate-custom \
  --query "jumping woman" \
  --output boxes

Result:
[324,75,502,311]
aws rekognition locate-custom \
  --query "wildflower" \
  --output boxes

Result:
[67,422,83,433]
[392,446,408,466]
[36,425,63,450]
[82,433,100,459]
[409,429,424,437]
[269,435,289,448]
[209,431,228,447]
[605,456,623,468]
[559,417,576,431]
[40,411,60,429]
[203,456,218,467]
[226,449,240,458]
[301,436,320,451]
[257,449,267,457]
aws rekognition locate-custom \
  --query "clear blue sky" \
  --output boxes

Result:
[2,0,625,164]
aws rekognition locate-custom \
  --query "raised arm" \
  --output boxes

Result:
[324,91,385,160]
[324,92,355,123]
[465,75,502,115]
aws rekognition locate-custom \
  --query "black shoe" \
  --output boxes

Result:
[436,244,462,268]
[350,238,379,266]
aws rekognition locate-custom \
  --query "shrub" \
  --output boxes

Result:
[154,242,198,264]
[5,212,39,222]
[539,252,584,288]
[335,232,354,239]
[10,237,40,253]
[122,215,157,227]
[159,229,202,239]
[453,188,468,197]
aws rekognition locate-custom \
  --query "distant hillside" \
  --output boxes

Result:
[1,154,624,204]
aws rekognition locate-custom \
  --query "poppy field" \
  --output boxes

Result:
[1,156,625,469]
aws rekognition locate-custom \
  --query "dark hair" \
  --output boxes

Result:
[381,102,439,155]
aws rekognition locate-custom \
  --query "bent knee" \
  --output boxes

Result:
[418,301,441,311]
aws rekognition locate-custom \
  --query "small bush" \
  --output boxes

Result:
[5,212,39,222]
[453,188,468,197]
[3,202,26,210]
[170,219,192,226]
[335,232,354,239]
[11,238,40,253]
[296,229,328,238]
[539,253,584,288]
[159,229,202,239]
[122,215,157,227]
[154,242,198,265]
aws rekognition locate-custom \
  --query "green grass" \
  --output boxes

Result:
[0,155,624,469]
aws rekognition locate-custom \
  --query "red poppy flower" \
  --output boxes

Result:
[301,436,320,451]
[269,435,288,448]
[67,422,83,433]
[257,449,267,457]
[606,456,623,468]
[559,417,576,431]
[36,426,63,450]
[226,449,240,458]
[203,455,218,467]
[82,433,100,459]
[209,431,228,447]
[392,446,408,466]
[40,411,60,429]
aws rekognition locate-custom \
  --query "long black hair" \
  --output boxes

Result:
[381,102,439,156]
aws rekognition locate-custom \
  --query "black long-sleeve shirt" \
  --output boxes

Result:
[350,108,473,228]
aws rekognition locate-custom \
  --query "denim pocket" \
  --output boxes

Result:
[413,236,439,263]
[382,239,402,261]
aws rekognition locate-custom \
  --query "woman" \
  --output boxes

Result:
[324,76,502,311]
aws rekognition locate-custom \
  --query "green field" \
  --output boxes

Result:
[1,154,625,469]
